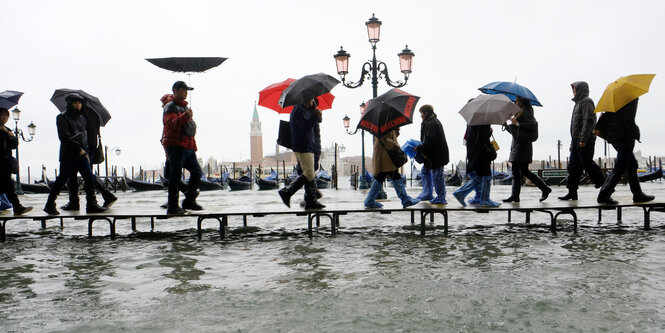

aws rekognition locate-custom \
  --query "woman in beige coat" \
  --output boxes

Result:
[364,129,420,208]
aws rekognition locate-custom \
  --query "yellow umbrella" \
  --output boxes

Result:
[594,74,656,113]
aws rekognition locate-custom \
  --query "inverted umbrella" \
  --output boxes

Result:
[458,94,521,125]
[357,88,420,137]
[259,78,335,114]
[278,73,340,108]
[145,57,227,72]
[0,90,24,109]
[595,74,656,113]
[479,81,543,107]
[50,89,112,126]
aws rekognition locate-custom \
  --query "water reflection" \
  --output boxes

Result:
[159,239,209,293]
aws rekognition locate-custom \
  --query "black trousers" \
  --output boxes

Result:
[510,161,548,196]
[567,138,605,190]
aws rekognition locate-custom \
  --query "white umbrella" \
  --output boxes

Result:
[458,94,520,125]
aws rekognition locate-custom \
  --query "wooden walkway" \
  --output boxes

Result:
[2,198,665,243]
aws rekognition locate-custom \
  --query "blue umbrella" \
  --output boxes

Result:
[401,139,421,159]
[0,90,24,109]
[478,81,543,107]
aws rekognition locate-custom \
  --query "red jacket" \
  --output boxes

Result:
[161,98,197,150]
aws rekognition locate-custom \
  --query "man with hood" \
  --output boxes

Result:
[559,81,606,200]
[161,81,203,214]
[43,93,107,215]
[414,104,449,204]
[62,102,117,210]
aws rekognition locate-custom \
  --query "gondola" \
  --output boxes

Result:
[638,167,663,182]
[199,179,224,191]
[124,176,165,191]
[444,170,463,186]
[19,182,51,194]
[256,177,279,190]
[228,176,251,191]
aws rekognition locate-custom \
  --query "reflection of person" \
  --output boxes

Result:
[43,93,107,215]
[62,105,117,210]
[594,98,654,204]
[278,98,325,209]
[559,82,605,200]
[503,96,551,203]
[162,81,204,214]
[364,128,419,208]
[0,108,32,215]
[414,105,449,204]
[453,125,500,207]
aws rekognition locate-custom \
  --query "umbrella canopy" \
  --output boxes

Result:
[278,73,340,108]
[0,90,24,109]
[458,94,521,126]
[145,57,227,73]
[479,81,543,107]
[50,89,112,126]
[259,78,335,114]
[357,88,420,137]
[595,74,656,113]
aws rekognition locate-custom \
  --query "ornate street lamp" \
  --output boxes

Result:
[9,107,37,194]
[334,13,414,189]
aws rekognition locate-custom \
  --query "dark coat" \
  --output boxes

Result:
[505,106,537,163]
[162,100,197,151]
[570,81,597,144]
[465,125,492,176]
[290,104,321,153]
[56,108,89,162]
[82,108,102,163]
[596,98,640,144]
[0,126,18,173]
[419,114,449,169]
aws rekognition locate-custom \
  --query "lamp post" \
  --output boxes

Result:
[334,13,414,189]
[333,143,345,190]
[10,107,37,195]
[104,145,121,179]
[343,102,370,188]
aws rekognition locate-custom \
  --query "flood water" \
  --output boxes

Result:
[1,180,665,332]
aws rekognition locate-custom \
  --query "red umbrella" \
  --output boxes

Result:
[258,78,335,114]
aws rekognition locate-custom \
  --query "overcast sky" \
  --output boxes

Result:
[4,0,665,180]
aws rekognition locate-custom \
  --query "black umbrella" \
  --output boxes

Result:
[278,73,340,108]
[50,89,112,126]
[357,88,420,137]
[145,57,228,73]
[0,90,24,109]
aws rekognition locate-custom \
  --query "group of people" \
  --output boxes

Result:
[0,80,653,216]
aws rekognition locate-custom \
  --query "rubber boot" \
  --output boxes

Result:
[96,177,118,208]
[479,175,501,207]
[364,179,384,208]
[182,191,203,210]
[417,167,433,201]
[85,180,107,214]
[597,172,622,204]
[43,192,60,215]
[628,172,655,202]
[503,177,521,202]
[278,175,306,208]
[62,176,80,210]
[430,167,447,204]
[304,180,325,209]
[6,192,32,215]
[558,189,578,201]
[453,173,481,207]
[393,178,419,208]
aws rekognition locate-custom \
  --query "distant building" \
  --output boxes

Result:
[250,104,263,166]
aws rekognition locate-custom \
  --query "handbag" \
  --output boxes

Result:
[515,121,539,142]
[277,120,292,149]
[380,139,407,168]
[92,134,104,164]
[182,119,197,136]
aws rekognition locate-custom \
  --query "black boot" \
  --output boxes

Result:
[84,179,107,213]
[502,178,521,202]
[628,172,655,202]
[597,172,622,204]
[558,190,578,200]
[278,175,306,208]
[6,193,32,215]
[182,191,203,210]
[96,178,118,208]
[304,180,325,209]
[61,200,80,211]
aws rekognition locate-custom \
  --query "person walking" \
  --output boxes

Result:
[364,128,419,208]
[502,96,551,202]
[61,103,117,210]
[278,98,325,209]
[414,105,449,204]
[453,125,500,207]
[559,81,605,200]
[594,98,654,204]
[0,107,32,215]
[43,93,107,215]
[162,81,204,214]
